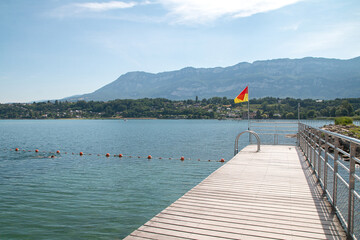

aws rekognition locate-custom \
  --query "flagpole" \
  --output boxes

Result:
[248,87,250,143]
[233,86,249,141]
[247,97,250,130]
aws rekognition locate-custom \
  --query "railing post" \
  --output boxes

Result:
[317,130,322,181]
[347,142,356,238]
[312,130,316,172]
[306,126,310,161]
[297,123,300,147]
[308,128,311,162]
[324,133,328,192]
[303,127,306,152]
[300,124,304,151]
[333,137,339,209]
[303,126,309,158]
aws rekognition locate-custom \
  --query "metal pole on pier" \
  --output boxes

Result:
[248,89,251,143]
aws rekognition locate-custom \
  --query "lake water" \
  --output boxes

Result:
[0,119,338,239]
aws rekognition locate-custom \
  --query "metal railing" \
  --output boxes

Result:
[234,130,260,155]
[250,120,298,145]
[298,123,360,240]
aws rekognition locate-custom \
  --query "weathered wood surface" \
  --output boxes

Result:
[124,145,346,240]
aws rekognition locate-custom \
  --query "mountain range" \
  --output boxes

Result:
[63,57,360,102]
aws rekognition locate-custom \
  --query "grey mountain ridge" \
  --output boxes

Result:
[63,57,360,102]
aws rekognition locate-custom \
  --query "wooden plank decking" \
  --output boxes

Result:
[124,145,346,240]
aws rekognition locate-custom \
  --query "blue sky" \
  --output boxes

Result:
[1,0,360,103]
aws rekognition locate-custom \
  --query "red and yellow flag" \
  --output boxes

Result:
[234,86,248,103]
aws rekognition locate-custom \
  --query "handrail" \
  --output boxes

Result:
[298,123,360,239]
[234,130,260,155]
[249,120,298,145]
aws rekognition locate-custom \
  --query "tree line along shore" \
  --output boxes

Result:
[1,97,360,120]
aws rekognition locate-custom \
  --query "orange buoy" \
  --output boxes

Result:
[180,156,185,161]
[106,153,110,157]
[56,150,60,154]
[118,154,123,158]
[35,149,39,153]
[147,155,152,159]
[15,148,19,151]
[79,152,83,156]
[220,158,225,162]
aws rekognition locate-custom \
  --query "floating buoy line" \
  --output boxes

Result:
[5,148,226,163]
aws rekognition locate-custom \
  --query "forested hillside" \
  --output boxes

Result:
[1,97,359,120]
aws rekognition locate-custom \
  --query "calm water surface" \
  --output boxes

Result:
[0,119,252,239]
[0,119,334,239]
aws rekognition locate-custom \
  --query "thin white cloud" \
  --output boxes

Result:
[157,0,303,24]
[74,1,137,12]
[50,1,139,18]
[49,0,302,23]
[281,22,301,31]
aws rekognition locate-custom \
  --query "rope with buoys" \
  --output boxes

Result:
[4,147,227,162]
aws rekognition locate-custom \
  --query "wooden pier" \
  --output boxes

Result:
[124,145,346,240]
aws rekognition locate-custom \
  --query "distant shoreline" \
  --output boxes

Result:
[0,117,348,121]
[0,117,157,120]
[1,97,359,120]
